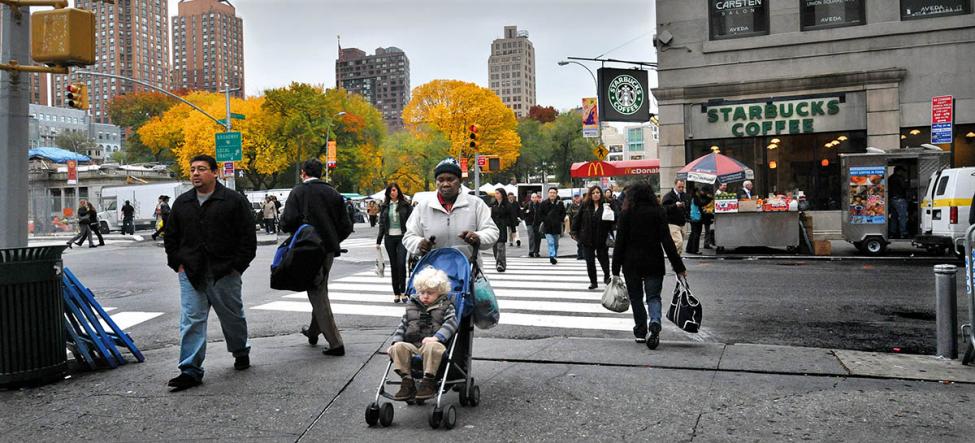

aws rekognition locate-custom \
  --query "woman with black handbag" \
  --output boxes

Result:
[489,188,515,273]
[611,182,687,349]
[571,186,614,290]
[376,182,412,303]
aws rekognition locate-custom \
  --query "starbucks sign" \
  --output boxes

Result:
[685,93,867,140]
[598,68,651,123]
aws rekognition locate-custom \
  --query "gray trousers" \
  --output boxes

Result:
[492,241,507,271]
[306,253,343,348]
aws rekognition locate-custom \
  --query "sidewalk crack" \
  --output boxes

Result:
[688,345,725,442]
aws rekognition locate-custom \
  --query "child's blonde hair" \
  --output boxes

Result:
[413,266,451,295]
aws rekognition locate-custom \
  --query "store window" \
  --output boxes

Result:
[709,0,769,40]
[900,0,972,20]
[686,131,867,210]
[801,0,866,30]
[628,127,644,151]
[900,124,975,167]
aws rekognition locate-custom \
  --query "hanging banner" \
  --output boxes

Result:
[67,160,78,185]
[597,68,651,123]
[582,97,599,138]
[326,141,337,168]
[460,157,469,178]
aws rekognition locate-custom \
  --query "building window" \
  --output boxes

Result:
[628,127,645,152]
[709,0,770,40]
[901,0,972,20]
[801,0,866,30]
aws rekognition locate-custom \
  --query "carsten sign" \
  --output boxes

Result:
[686,93,866,140]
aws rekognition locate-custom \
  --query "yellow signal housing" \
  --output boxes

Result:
[31,8,96,67]
[481,155,501,173]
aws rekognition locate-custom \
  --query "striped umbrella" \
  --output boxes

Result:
[676,153,755,185]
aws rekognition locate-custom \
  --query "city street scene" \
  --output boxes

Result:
[1,0,974,441]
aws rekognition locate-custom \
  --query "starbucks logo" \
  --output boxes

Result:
[607,74,644,115]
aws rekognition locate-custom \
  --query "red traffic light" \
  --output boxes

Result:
[66,84,79,93]
[469,124,478,133]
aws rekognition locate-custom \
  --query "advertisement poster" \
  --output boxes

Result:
[326,140,337,168]
[709,0,770,39]
[848,166,886,224]
[582,97,599,138]
[901,0,971,20]
[714,199,739,213]
[67,160,78,185]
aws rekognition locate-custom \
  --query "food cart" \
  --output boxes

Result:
[840,147,949,255]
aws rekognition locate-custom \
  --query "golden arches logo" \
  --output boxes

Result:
[587,162,605,176]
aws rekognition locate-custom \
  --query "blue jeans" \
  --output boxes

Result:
[623,272,664,338]
[545,233,559,258]
[890,197,909,238]
[177,271,250,381]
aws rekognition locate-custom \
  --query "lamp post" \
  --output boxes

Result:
[323,111,346,184]
[558,60,602,146]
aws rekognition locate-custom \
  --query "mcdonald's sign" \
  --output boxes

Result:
[587,162,606,177]
[570,159,661,178]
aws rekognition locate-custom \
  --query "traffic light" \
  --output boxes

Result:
[31,8,96,67]
[66,84,88,110]
[469,124,478,150]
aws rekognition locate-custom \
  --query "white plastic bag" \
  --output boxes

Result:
[374,245,385,277]
[601,203,615,222]
[601,276,629,313]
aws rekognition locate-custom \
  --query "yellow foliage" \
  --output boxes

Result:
[402,80,521,171]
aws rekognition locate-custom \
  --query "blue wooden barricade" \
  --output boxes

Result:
[62,267,145,369]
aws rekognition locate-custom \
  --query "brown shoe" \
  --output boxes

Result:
[414,377,437,400]
[392,377,415,401]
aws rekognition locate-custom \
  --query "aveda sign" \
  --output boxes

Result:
[707,99,840,137]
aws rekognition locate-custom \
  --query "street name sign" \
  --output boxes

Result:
[215,131,242,162]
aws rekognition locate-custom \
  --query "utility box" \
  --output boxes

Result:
[31,8,96,67]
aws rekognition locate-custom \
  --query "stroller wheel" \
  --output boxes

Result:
[444,405,457,430]
[469,385,481,407]
[429,407,443,429]
[379,402,394,427]
[458,388,469,406]
[365,402,380,426]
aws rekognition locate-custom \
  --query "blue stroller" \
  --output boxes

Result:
[365,247,481,430]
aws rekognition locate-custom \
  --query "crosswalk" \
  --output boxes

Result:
[253,250,716,341]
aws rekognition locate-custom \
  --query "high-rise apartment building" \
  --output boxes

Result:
[336,46,410,127]
[488,26,536,118]
[51,0,171,123]
[172,0,244,97]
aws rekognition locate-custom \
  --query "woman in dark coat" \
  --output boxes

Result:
[612,182,687,350]
[66,201,94,248]
[686,185,714,254]
[489,188,515,272]
[376,183,412,303]
[571,186,615,290]
[87,201,105,246]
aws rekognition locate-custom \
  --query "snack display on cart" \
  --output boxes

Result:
[714,192,739,213]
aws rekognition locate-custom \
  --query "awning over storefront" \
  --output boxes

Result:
[570,159,661,178]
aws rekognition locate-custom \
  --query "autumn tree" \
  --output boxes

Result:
[402,80,521,173]
[107,92,177,162]
[527,105,558,123]
[380,127,451,194]
[544,111,592,184]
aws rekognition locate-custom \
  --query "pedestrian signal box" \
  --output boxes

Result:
[31,8,96,67]
[480,155,501,173]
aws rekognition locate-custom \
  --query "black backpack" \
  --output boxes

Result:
[270,223,325,291]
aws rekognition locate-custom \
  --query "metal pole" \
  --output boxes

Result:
[223,86,235,190]
[0,4,30,248]
[962,225,975,365]
[74,71,225,126]
[323,128,330,184]
[935,264,958,359]
[560,61,602,148]
[474,153,480,198]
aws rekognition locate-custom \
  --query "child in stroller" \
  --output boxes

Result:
[387,266,458,401]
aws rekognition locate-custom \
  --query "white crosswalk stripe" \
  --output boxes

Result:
[253,253,715,341]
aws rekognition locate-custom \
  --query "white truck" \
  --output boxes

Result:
[915,167,975,256]
[98,182,191,233]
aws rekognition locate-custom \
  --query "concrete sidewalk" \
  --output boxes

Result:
[3,332,974,442]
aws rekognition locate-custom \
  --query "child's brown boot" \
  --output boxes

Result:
[393,377,415,401]
[414,376,437,400]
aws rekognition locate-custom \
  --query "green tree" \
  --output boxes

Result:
[543,111,591,185]
[381,127,451,193]
[54,131,96,154]
[263,83,335,186]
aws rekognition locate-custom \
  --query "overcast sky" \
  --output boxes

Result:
[166,0,656,112]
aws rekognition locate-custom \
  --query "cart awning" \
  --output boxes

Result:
[570,159,660,178]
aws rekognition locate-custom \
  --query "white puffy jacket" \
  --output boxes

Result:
[403,192,499,260]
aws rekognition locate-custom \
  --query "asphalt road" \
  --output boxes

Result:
[60,223,970,356]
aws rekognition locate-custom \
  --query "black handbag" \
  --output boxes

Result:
[666,276,702,333]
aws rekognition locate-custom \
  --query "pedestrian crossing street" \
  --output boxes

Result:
[252,252,716,342]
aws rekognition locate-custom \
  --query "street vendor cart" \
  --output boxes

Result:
[840,147,949,255]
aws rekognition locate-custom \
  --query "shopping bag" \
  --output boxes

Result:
[374,245,385,277]
[600,276,629,313]
[473,274,500,329]
[605,232,615,248]
[601,203,615,221]
[666,276,702,333]
[690,201,702,222]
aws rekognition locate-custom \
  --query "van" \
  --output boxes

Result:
[915,167,975,256]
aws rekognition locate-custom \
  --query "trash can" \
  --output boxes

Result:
[0,246,68,387]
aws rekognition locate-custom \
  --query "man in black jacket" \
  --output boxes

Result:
[121,200,135,235]
[523,193,542,257]
[661,179,690,255]
[164,155,257,391]
[280,159,354,356]
[538,187,566,264]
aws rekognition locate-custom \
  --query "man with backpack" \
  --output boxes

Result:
[280,159,354,356]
